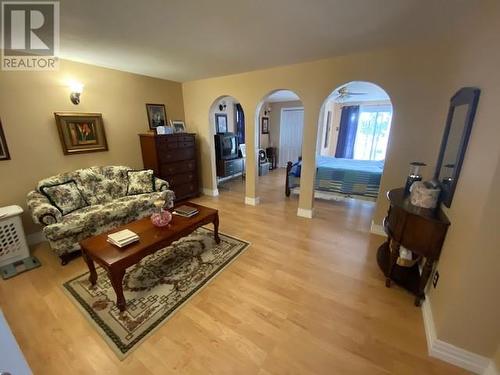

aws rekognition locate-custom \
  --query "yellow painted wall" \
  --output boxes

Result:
[425,1,500,358]
[0,59,184,234]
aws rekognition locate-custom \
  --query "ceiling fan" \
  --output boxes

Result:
[334,86,367,101]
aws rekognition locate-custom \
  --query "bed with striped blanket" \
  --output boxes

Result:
[285,156,384,200]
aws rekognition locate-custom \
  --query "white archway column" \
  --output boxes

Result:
[242,99,259,205]
[297,102,321,218]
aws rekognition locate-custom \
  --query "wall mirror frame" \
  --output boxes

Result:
[434,87,480,208]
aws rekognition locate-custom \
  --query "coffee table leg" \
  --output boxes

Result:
[82,250,97,286]
[108,269,126,312]
[213,213,221,244]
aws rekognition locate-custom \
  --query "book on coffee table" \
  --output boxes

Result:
[107,229,139,247]
[173,205,199,218]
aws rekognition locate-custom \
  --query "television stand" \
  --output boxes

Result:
[216,157,243,178]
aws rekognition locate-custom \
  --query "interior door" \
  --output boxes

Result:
[279,108,304,167]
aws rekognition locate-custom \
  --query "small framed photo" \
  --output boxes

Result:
[0,119,11,161]
[261,116,269,134]
[215,113,228,133]
[146,103,167,130]
[171,120,186,133]
[54,112,108,155]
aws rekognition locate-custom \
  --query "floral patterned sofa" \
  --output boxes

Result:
[26,166,174,264]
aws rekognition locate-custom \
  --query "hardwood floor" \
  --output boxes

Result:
[0,169,469,374]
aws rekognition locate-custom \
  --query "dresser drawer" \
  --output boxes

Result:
[160,159,196,175]
[173,182,198,200]
[165,172,196,187]
[158,148,195,163]
[178,141,194,148]
[179,135,194,143]
[156,137,179,151]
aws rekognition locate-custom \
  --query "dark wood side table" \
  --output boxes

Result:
[376,188,450,306]
[79,203,220,312]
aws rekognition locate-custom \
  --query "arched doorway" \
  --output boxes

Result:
[208,96,246,198]
[254,89,304,204]
[315,81,393,205]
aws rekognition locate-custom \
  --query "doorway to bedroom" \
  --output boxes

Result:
[314,81,393,203]
[256,90,304,204]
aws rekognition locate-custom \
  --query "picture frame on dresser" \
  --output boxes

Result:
[0,119,10,161]
[171,120,186,133]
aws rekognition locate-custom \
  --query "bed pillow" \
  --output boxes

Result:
[127,169,155,195]
[40,180,88,215]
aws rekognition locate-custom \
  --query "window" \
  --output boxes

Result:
[353,105,392,161]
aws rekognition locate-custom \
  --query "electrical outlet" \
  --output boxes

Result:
[433,271,440,288]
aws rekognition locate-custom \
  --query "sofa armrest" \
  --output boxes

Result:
[26,190,62,226]
[154,177,169,192]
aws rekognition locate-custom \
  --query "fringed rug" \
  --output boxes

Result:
[63,227,250,359]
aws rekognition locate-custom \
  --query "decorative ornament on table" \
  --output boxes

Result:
[150,200,172,227]
[409,180,441,209]
[404,161,426,195]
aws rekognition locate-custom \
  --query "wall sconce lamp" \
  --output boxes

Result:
[69,81,84,105]
[218,101,227,111]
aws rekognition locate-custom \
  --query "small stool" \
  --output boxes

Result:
[0,206,40,279]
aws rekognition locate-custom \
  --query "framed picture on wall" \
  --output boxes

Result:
[215,113,228,133]
[0,119,11,161]
[261,116,269,134]
[54,112,108,155]
[146,103,168,130]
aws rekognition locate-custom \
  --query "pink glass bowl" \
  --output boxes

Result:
[151,209,172,227]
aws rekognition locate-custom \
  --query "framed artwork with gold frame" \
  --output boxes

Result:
[54,112,108,155]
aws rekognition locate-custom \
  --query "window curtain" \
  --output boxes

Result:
[335,105,360,159]
[235,103,245,144]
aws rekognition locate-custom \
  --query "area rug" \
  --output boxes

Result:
[63,227,250,359]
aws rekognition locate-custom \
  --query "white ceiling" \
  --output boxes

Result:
[266,90,301,103]
[59,0,476,82]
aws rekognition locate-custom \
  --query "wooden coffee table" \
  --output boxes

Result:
[79,202,220,311]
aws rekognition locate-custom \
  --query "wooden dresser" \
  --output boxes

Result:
[139,133,198,201]
[377,188,450,306]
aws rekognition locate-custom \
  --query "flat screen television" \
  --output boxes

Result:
[214,133,238,160]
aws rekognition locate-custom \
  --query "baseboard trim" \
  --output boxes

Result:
[202,188,219,197]
[422,298,491,374]
[370,220,387,237]
[297,208,313,219]
[27,231,46,246]
[244,196,260,206]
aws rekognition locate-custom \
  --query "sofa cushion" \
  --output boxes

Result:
[73,166,129,205]
[127,170,154,195]
[40,180,88,215]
